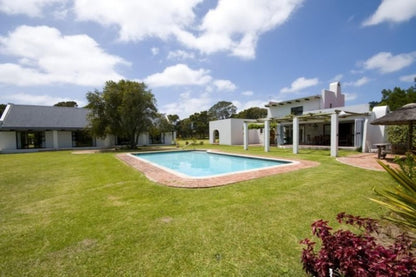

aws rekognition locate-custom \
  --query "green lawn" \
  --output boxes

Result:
[0,146,391,276]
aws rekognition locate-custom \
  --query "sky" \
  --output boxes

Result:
[0,0,415,119]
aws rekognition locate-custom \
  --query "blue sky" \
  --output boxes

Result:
[0,0,415,119]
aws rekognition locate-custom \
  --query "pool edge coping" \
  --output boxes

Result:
[128,150,299,179]
[116,150,320,188]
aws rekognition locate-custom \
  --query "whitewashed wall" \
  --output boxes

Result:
[0,131,16,150]
[209,119,261,145]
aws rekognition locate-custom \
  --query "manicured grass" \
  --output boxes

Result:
[0,146,391,276]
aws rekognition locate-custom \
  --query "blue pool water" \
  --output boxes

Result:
[132,151,291,178]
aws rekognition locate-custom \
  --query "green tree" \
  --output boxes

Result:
[208,101,236,120]
[167,114,179,125]
[54,101,78,107]
[86,80,157,149]
[232,107,267,119]
[189,111,210,138]
[148,114,175,144]
[0,104,6,118]
[177,117,193,139]
[373,79,416,111]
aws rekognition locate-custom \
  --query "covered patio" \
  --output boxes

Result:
[243,108,371,157]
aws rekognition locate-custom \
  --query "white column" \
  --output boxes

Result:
[276,123,281,146]
[362,118,369,153]
[53,130,59,149]
[330,113,339,157]
[264,120,270,152]
[243,122,249,150]
[293,117,299,154]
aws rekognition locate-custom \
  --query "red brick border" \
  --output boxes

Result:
[116,151,319,188]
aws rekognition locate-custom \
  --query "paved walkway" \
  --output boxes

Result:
[337,153,399,171]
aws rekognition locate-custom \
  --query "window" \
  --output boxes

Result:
[291,106,303,115]
[16,131,45,149]
[116,136,130,145]
[72,130,95,147]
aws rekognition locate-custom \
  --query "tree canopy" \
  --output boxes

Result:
[54,101,78,107]
[0,104,6,118]
[86,80,157,148]
[371,79,416,111]
[372,79,416,150]
[232,107,267,119]
[208,101,236,120]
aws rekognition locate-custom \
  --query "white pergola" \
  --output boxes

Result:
[243,109,370,157]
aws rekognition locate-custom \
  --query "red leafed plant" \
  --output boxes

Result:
[300,213,416,276]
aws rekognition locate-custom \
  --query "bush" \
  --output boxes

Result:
[386,125,416,154]
[300,213,416,276]
[371,157,416,230]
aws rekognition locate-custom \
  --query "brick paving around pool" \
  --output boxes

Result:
[337,153,400,171]
[116,151,319,188]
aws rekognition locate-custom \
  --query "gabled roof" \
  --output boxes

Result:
[0,104,89,130]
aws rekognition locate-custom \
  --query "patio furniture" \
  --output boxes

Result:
[373,143,391,159]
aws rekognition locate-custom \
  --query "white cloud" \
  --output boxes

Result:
[161,91,211,118]
[0,25,128,86]
[0,92,85,106]
[400,73,416,82]
[144,63,212,87]
[73,0,202,41]
[213,79,236,92]
[363,0,416,26]
[280,77,319,93]
[0,0,67,17]
[176,0,304,59]
[167,50,195,60]
[151,47,159,55]
[330,74,343,82]
[233,99,266,112]
[344,77,371,87]
[72,0,304,59]
[242,90,254,96]
[344,93,358,102]
[363,51,416,74]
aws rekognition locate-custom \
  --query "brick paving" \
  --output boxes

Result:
[116,152,319,188]
[337,153,400,171]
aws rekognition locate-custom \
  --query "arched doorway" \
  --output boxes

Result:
[213,130,220,144]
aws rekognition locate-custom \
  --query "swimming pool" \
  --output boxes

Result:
[131,150,293,178]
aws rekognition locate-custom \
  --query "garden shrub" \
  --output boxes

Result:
[300,213,416,276]
[371,157,416,230]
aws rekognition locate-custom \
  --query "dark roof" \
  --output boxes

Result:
[371,103,416,125]
[0,104,89,130]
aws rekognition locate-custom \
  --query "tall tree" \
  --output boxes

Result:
[167,114,179,125]
[372,79,416,111]
[148,114,175,144]
[372,80,416,149]
[54,101,78,107]
[177,118,193,139]
[0,104,6,118]
[86,80,157,148]
[208,101,236,120]
[189,111,210,138]
[232,107,267,119]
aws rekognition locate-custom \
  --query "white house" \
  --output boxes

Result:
[209,82,389,157]
[0,104,175,153]
[209,118,261,145]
